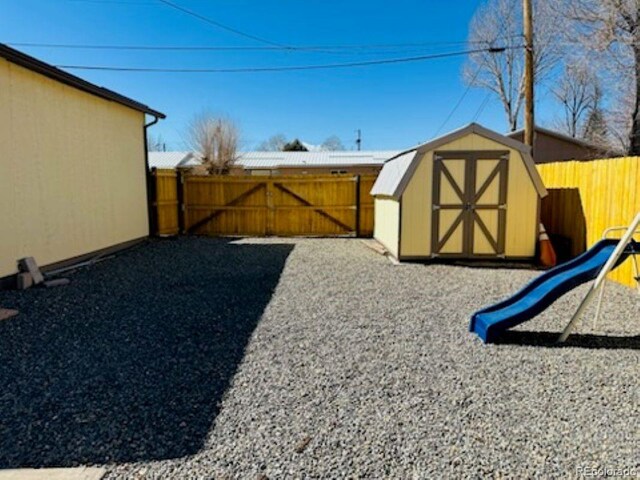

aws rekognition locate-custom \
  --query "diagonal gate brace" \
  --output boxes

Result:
[273,183,355,234]
[187,183,265,234]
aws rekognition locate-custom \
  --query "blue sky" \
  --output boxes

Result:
[1,0,560,150]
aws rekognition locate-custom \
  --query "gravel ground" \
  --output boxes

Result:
[1,237,638,478]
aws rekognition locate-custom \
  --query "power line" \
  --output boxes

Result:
[4,40,487,52]
[55,46,514,73]
[433,67,482,137]
[472,91,492,122]
[156,0,289,48]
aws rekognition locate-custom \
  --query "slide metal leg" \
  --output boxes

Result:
[633,253,640,295]
[559,285,599,342]
[592,281,607,330]
[558,212,640,343]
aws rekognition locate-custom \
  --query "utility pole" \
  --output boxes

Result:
[523,0,535,153]
[356,129,362,151]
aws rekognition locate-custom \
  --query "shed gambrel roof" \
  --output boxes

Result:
[371,123,547,199]
[368,150,417,197]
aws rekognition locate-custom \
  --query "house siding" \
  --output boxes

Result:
[509,130,600,163]
[0,58,148,278]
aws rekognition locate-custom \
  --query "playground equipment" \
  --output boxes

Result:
[591,224,640,331]
[470,213,640,343]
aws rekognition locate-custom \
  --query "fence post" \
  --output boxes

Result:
[149,167,159,236]
[355,174,361,237]
[177,170,185,234]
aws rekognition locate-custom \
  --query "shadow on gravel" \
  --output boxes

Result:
[0,238,292,468]
[496,330,640,350]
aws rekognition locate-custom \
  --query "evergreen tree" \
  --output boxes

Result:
[282,139,308,152]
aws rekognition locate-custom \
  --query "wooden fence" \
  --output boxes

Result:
[151,169,180,236]
[537,157,640,288]
[151,169,377,238]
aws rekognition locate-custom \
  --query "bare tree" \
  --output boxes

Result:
[320,135,345,151]
[582,85,611,148]
[552,63,598,138]
[563,0,640,153]
[465,0,563,131]
[606,90,634,153]
[257,134,287,151]
[187,112,239,174]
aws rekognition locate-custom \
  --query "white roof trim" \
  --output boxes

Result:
[371,123,547,199]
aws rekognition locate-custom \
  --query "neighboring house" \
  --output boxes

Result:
[148,151,200,170]
[372,123,547,261]
[233,151,401,175]
[0,44,164,285]
[507,126,604,164]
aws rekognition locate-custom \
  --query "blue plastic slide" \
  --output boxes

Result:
[470,239,636,343]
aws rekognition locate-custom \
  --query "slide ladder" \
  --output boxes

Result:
[591,225,640,331]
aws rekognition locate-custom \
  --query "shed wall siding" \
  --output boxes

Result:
[373,198,400,257]
[0,58,148,277]
[398,133,538,258]
[400,152,433,257]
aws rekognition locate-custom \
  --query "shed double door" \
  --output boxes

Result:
[431,151,508,258]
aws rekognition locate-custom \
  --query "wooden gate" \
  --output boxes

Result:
[152,171,377,237]
[432,151,508,258]
[174,174,367,236]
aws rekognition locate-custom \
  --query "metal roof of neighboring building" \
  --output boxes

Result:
[0,43,165,118]
[506,126,600,150]
[371,123,547,199]
[235,151,401,169]
[148,152,199,169]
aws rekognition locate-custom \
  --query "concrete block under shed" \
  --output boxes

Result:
[16,272,33,290]
[17,257,44,284]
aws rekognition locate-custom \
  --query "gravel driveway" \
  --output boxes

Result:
[1,237,638,478]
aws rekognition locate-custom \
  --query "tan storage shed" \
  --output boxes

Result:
[371,123,547,261]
